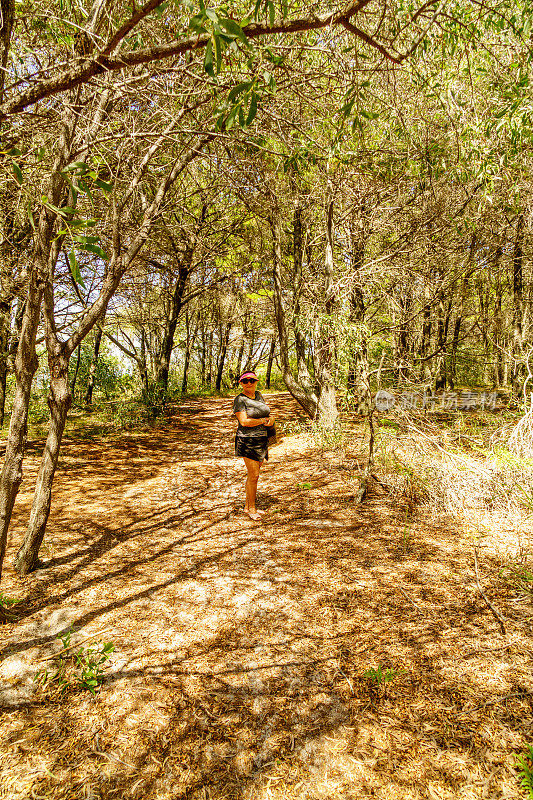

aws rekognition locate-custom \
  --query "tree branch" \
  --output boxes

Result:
[0,0,393,121]
[101,0,167,56]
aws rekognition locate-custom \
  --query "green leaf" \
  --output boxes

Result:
[82,242,107,260]
[64,161,89,173]
[94,178,112,193]
[12,163,23,185]
[359,109,379,120]
[267,0,275,26]
[188,13,207,34]
[213,33,222,74]
[219,18,250,48]
[68,250,86,288]
[224,104,240,130]
[340,97,355,118]
[205,7,218,23]
[154,0,169,17]
[246,92,258,125]
[204,38,214,77]
[27,204,36,232]
[228,81,251,102]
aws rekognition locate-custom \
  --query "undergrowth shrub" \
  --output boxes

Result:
[375,412,533,528]
[34,629,115,698]
[516,745,533,799]
[499,560,533,595]
[306,420,349,451]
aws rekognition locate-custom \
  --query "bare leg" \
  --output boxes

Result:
[243,457,262,520]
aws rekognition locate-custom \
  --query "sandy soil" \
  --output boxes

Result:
[0,393,532,800]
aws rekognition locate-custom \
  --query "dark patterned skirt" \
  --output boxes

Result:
[235,434,268,462]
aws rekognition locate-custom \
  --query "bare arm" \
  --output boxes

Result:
[235,411,272,427]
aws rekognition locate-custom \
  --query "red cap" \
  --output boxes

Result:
[239,371,258,381]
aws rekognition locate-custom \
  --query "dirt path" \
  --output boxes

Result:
[1,394,532,800]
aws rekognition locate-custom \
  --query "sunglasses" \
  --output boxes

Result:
[240,378,257,384]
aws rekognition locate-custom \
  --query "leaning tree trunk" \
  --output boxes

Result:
[0,278,43,583]
[0,92,82,584]
[14,352,71,575]
[84,323,103,405]
[9,128,215,581]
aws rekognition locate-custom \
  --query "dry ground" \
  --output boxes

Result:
[0,393,532,800]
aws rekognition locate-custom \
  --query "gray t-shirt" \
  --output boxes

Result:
[233,391,270,438]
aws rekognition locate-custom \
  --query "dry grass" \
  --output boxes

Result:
[0,394,532,800]
[373,411,533,558]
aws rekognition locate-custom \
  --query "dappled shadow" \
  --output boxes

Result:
[1,393,531,799]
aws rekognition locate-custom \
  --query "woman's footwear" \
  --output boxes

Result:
[244,509,262,521]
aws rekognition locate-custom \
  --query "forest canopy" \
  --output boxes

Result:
[0,0,532,576]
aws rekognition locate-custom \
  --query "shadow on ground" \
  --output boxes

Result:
[0,394,531,799]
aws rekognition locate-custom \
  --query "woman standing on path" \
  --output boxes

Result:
[233,371,274,521]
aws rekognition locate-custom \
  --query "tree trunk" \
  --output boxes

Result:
[5,129,214,582]
[346,208,369,413]
[206,330,213,388]
[138,327,149,393]
[84,323,103,405]
[293,204,313,389]
[200,321,207,386]
[0,0,15,101]
[419,280,432,382]
[477,282,492,386]
[449,309,462,390]
[0,278,42,583]
[0,299,11,426]
[215,322,231,391]
[235,335,245,383]
[181,310,196,394]
[492,246,504,386]
[396,290,412,385]
[265,335,276,389]
[0,96,81,584]
[512,214,525,395]
[314,195,338,426]
[155,258,192,391]
[434,281,447,391]
[271,207,318,418]
[14,353,71,575]
[71,344,81,397]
